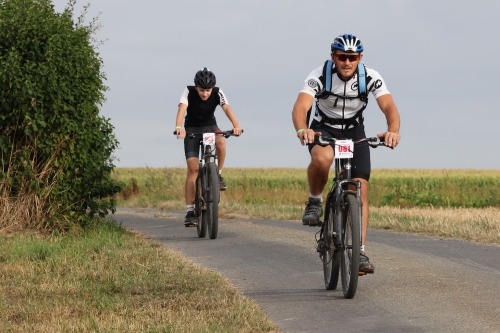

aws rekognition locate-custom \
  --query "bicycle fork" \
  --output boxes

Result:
[334,179,362,249]
[198,163,207,210]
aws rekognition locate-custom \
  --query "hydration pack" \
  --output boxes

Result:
[306,60,368,129]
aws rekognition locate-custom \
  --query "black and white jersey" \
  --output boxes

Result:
[300,64,390,128]
[179,86,229,127]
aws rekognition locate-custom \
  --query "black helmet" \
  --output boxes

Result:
[194,67,216,88]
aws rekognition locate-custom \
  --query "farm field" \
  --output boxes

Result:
[111,168,500,245]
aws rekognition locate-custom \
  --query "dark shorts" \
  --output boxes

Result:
[308,120,371,181]
[184,125,220,159]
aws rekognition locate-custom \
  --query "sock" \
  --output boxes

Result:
[360,245,365,253]
[186,205,194,212]
[309,193,323,201]
[219,169,222,175]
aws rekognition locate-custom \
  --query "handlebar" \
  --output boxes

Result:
[173,129,243,139]
[313,136,388,148]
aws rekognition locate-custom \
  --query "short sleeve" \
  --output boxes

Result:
[179,87,189,105]
[218,89,229,106]
[299,66,323,97]
[366,68,390,99]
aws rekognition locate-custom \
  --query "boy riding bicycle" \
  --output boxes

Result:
[175,68,243,227]
[292,34,401,274]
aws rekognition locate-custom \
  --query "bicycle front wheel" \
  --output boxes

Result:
[195,174,207,238]
[323,200,340,290]
[340,194,361,299]
[206,162,220,239]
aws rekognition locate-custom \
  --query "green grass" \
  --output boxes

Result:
[0,219,279,332]
[369,176,500,207]
[112,168,500,214]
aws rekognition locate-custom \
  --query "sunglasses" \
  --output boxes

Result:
[335,54,360,62]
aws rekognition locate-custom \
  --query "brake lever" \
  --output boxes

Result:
[368,137,380,148]
[316,136,332,147]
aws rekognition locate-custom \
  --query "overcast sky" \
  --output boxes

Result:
[51,0,500,169]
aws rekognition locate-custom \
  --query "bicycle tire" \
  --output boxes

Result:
[195,174,207,238]
[340,194,361,299]
[206,162,220,239]
[323,200,340,290]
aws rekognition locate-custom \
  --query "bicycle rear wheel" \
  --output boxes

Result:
[195,174,207,238]
[340,194,361,299]
[323,200,340,290]
[206,162,220,239]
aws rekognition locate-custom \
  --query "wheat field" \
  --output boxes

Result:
[111,168,500,245]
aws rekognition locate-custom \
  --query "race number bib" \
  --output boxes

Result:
[203,133,216,146]
[335,140,354,159]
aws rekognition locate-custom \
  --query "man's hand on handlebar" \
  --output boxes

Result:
[298,129,322,146]
[377,131,400,149]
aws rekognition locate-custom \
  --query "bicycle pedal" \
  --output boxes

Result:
[316,239,326,254]
[358,271,367,276]
[308,222,322,227]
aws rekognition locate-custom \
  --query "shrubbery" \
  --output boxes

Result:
[0,0,123,230]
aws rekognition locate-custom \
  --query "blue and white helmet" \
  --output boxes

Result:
[331,34,363,53]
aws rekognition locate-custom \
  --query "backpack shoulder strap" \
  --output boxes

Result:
[307,60,330,128]
[357,62,368,103]
[315,60,333,101]
[307,60,335,128]
[323,59,333,94]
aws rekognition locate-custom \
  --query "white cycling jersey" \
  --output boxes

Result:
[300,64,390,128]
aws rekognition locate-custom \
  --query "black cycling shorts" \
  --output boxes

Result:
[308,120,371,181]
[184,125,220,159]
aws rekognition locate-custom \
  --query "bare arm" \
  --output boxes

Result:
[376,94,401,149]
[221,104,242,135]
[291,92,316,145]
[175,103,187,139]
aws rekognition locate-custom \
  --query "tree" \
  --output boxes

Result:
[0,0,123,230]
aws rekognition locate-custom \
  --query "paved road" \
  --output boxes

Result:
[114,208,500,333]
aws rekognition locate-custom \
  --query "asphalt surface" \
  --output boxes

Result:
[113,208,500,333]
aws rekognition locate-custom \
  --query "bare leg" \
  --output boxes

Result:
[185,157,199,205]
[308,145,334,196]
[215,135,226,171]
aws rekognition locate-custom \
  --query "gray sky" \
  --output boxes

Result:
[52,0,500,169]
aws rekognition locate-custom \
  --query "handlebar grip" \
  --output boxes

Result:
[227,129,244,137]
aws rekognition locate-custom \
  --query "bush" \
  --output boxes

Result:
[0,0,123,231]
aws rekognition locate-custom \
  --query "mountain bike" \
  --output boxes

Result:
[175,130,241,239]
[313,135,387,299]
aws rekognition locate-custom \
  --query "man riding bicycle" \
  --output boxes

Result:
[291,34,401,274]
[175,68,243,227]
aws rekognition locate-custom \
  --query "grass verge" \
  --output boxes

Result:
[370,206,500,245]
[0,219,279,332]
